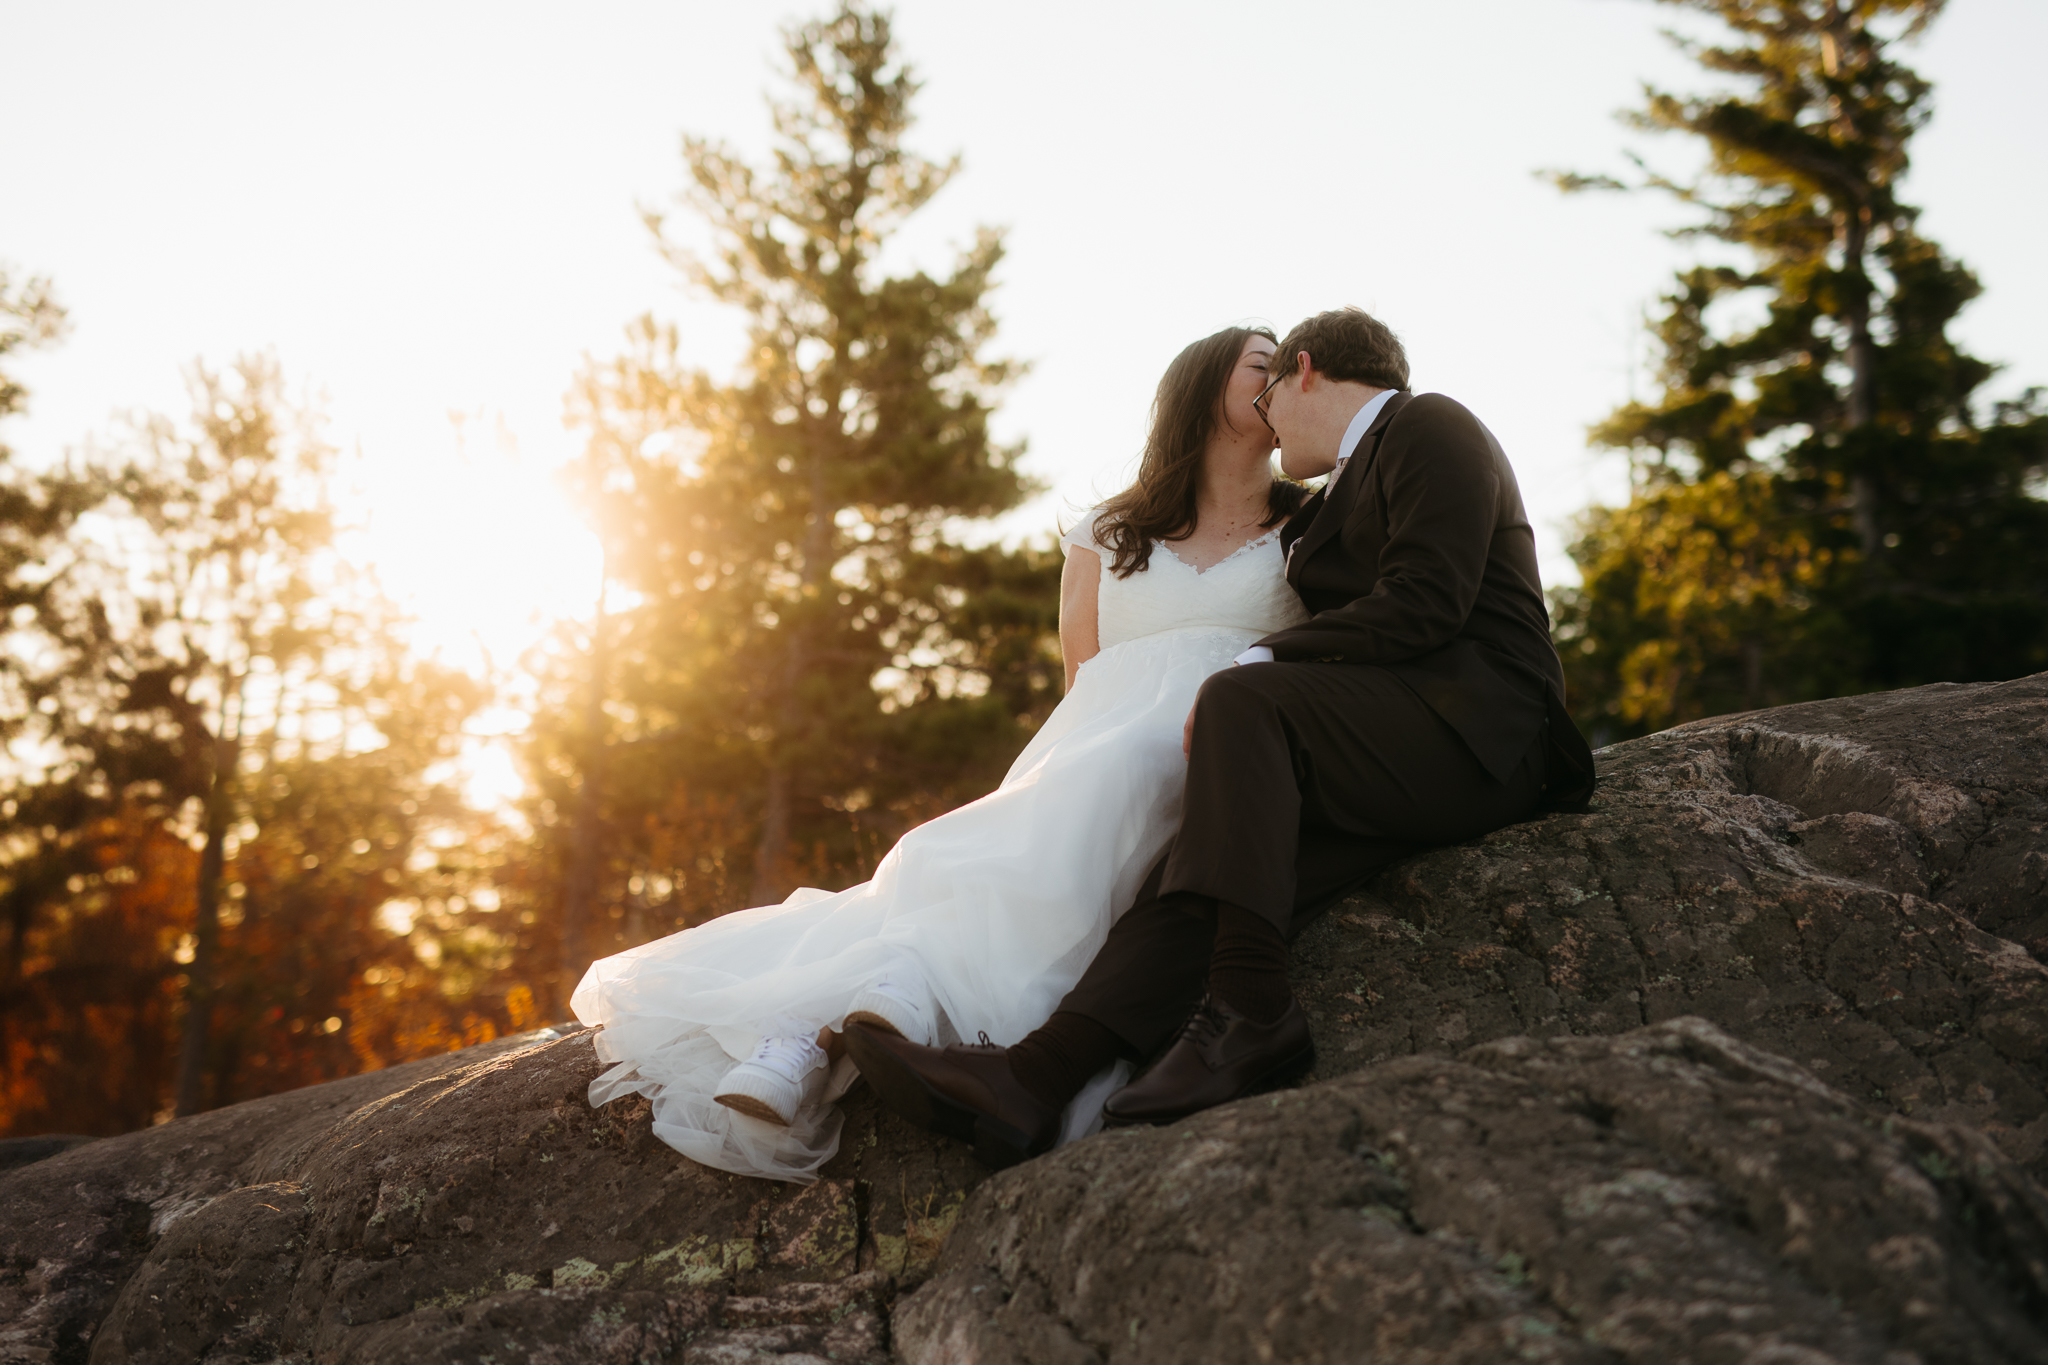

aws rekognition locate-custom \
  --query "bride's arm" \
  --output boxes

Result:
[1058,545,1102,691]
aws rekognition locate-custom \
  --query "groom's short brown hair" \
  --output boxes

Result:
[1270,308,1409,391]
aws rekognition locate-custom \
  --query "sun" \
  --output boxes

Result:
[340,417,604,807]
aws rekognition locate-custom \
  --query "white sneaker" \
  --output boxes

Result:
[846,971,938,1045]
[714,1034,828,1126]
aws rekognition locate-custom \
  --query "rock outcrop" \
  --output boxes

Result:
[0,1029,974,1364]
[898,1019,2048,1364]
[4,674,2045,1363]
[1289,672,2048,1181]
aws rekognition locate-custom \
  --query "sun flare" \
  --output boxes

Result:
[349,418,603,677]
[340,416,603,808]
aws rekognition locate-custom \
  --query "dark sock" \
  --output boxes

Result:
[1208,902,1293,1024]
[1008,1011,1124,1111]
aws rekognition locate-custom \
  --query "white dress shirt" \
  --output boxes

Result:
[1232,388,1398,667]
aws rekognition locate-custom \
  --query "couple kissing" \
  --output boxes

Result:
[573,306,1595,1184]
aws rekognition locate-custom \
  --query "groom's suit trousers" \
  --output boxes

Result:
[1056,658,1546,1059]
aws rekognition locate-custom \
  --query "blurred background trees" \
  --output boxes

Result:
[1,334,503,1133]
[1553,0,2048,740]
[512,4,1062,1009]
[1,3,1060,1134]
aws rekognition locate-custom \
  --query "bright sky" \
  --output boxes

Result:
[8,0,2044,766]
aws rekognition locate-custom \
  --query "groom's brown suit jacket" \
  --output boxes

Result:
[1256,390,1594,802]
[1056,390,1594,1056]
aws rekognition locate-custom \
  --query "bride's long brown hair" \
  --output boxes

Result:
[1092,326,1308,578]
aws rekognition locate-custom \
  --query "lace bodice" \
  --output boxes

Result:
[1060,507,1310,650]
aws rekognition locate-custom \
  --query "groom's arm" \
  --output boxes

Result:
[1250,395,1499,665]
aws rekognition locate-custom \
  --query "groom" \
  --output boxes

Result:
[847,307,1595,1166]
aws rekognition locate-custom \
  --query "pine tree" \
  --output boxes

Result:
[522,4,1059,991]
[1553,0,2048,739]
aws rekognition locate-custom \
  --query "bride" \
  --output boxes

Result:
[571,324,1310,1183]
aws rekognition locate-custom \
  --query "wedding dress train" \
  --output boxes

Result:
[570,510,1309,1182]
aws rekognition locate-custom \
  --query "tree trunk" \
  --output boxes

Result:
[749,616,806,904]
[561,573,611,999]
[1840,206,1884,565]
[749,425,836,905]
[1825,4,1884,567]
[172,686,241,1119]
[748,758,793,906]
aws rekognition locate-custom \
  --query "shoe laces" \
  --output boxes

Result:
[1175,996,1231,1046]
[745,1034,824,1084]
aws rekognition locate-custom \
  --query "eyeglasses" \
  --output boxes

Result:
[1252,371,1285,430]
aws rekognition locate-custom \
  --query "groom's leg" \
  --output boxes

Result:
[1097,666,1546,1124]
[1163,661,1546,930]
[1034,657,1501,1068]
[1161,660,1544,1036]
[1008,855,1207,1112]
[1034,823,1418,1071]
[1017,665,1544,1112]
[1044,873,1210,1057]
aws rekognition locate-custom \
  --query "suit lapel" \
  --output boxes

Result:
[1286,391,1411,586]
[1278,487,1325,550]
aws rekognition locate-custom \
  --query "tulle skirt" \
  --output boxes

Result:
[570,625,1259,1182]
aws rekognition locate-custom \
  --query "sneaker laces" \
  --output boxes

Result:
[744,1034,823,1084]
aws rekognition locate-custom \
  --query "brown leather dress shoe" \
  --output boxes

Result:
[1102,992,1314,1127]
[842,1023,1061,1169]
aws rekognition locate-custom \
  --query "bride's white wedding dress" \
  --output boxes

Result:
[570,509,1310,1182]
